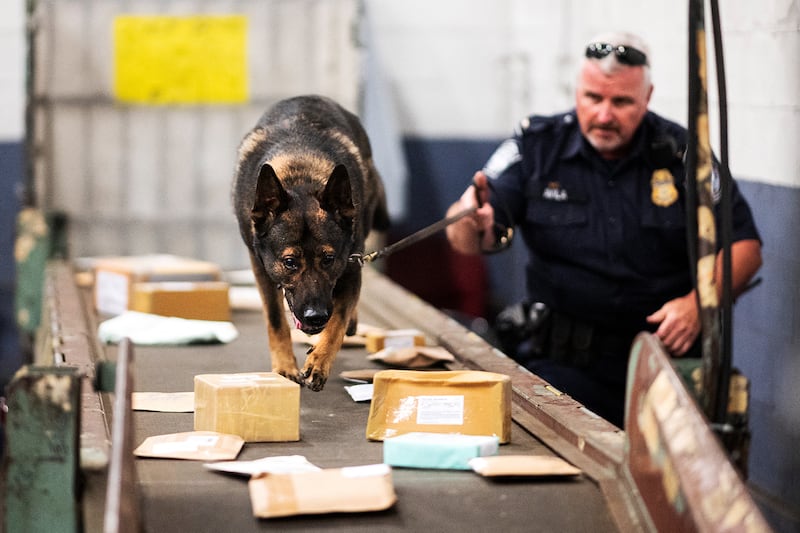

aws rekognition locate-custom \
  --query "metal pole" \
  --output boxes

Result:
[687,0,722,420]
[708,0,734,426]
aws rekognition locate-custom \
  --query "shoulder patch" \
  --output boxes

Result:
[680,152,722,205]
[483,139,521,179]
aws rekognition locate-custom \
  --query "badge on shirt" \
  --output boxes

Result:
[650,169,679,207]
[542,181,568,202]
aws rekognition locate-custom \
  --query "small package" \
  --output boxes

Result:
[384,432,499,470]
[366,370,511,443]
[133,431,244,461]
[94,254,222,315]
[132,391,195,412]
[367,346,455,368]
[130,281,230,321]
[194,373,300,442]
[468,455,581,478]
[98,311,238,345]
[205,455,321,477]
[248,464,397,518]
[365,329,426,353]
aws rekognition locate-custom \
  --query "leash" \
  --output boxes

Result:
[349,206,477,266]
[350,177,514,267]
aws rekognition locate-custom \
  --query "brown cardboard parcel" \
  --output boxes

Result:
[130,281,231,322]
[93,254,222,316]
[194,373,300,442]
[133,431,244,461]
[366,370,511,443]
[365,329,426,353]
[248,464,397,518]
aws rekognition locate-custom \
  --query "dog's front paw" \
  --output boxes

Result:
[274,366,305,386]
[301,367,328,392]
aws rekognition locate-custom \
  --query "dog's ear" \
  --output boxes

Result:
[320,164,356,220]
[252,163,289,223]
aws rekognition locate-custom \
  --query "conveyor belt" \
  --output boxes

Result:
[2,260,623,532]
[123,288,617,532]
[5,261,772,532]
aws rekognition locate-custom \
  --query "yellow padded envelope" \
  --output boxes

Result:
[366,370,511,443]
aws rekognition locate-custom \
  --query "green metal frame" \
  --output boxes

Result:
[4,366,82,533]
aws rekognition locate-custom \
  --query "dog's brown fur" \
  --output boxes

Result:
[232,95,389,391]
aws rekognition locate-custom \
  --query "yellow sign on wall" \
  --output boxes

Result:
[113,15,248,104]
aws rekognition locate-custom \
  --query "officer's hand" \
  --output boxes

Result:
[472,171,491,206]
[445,171,496,254]
[645,292,701,356]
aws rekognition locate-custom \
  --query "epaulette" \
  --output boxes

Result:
[515,113,572,136]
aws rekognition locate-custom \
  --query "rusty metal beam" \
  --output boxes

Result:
[38,260,111,471]
[623,333,771,532]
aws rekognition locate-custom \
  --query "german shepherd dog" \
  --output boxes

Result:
[233,95,389,391]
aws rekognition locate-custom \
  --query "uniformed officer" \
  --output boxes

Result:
[445,31,763,427]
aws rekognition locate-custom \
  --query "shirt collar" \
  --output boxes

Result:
[561,110,652,164]
[560,112,584,160]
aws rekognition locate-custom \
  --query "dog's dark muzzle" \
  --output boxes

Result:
[294,306,330,335]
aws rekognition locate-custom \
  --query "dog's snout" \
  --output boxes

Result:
[302,306,330,329]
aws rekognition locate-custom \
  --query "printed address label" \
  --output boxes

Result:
[415,395,465,425]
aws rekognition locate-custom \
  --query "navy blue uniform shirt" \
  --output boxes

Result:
[485,110,761,335]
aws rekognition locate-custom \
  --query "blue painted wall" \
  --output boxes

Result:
[395,138,529,313]
[390,138,799,530]
[734,180,800,530]
[0,142,22,390]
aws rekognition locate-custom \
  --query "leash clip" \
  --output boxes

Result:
[348,254,365,267]
[348,251,381,267]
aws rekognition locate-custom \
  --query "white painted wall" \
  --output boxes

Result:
[368,0,799,188]
[0,0,25,142]
[3,2,797,194]
[4,1,796,199]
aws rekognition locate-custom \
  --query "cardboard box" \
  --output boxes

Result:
[366,370,512,443]
[194,373,300,442]
[383,432,499,470]
[93,254,222,315]
[365,329,426,353]
[130,281,230,321]
[248,464,397,518]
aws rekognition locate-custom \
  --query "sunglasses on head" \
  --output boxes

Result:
[585,42,648,66]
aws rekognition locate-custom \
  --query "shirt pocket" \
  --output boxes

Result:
[525,179,590,227]
[640,203,686,231]
[527,200,588,227]
[638,204,689,271]
[524,199,591,261]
